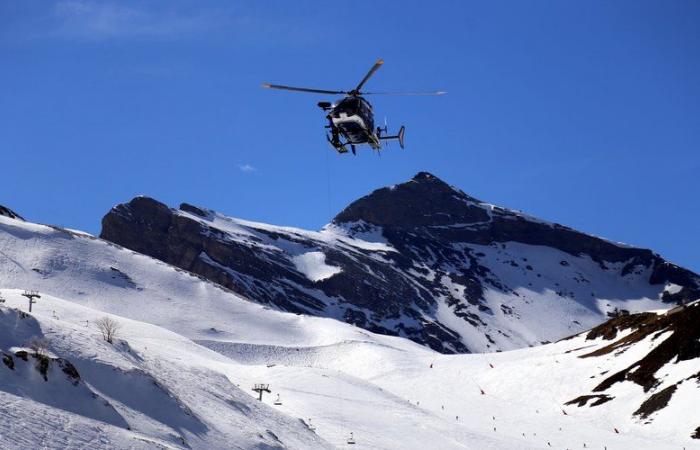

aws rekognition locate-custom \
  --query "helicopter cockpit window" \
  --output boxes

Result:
[336,98,360,115]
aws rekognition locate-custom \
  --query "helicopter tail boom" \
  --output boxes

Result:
[379,125,405,149]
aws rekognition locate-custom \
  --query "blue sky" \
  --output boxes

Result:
[2,1,699,271]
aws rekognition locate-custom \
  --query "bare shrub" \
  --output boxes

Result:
[96,317,121,344]
[28,336,50,358]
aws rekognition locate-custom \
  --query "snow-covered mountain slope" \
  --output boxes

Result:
[0,214,529,449]
[0,211,700,449]
[0,294,332,449]
[100,172,700,354]
[0,213,698,449]
[0,215,399,350]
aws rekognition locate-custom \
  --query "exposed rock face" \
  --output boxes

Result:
[0,205,24,221]
[569,300,700,424]
[583,300,700,392]
[99,173,700,354]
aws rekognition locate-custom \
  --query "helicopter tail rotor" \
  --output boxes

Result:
[378,125,405,149]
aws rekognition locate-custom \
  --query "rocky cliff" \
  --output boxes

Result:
[99,172,700,353]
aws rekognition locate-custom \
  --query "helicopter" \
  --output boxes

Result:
[262,59,445,155]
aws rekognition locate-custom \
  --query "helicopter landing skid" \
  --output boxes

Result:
[326,133,354,154]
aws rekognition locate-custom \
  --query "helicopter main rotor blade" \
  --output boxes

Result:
[262,83,347,95]
[353,59,384,93]
[361,91,447,96]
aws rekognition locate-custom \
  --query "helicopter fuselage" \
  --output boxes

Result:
[325,96,380,151]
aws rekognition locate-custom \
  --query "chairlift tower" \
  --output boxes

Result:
[252,384,271,401]
[22,290,41,313]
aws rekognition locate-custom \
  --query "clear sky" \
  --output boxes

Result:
[2,1,699,271]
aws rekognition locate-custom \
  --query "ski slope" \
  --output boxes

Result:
[0,214,698,449]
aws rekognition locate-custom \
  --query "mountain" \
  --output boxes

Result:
[0,212,698,449]
[0,217,700,450]
[100,172,700,354]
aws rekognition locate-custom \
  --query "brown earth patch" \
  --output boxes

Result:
[585,312,656,341]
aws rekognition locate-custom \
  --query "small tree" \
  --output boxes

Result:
[29,336,50,358]
[96,317,121,344]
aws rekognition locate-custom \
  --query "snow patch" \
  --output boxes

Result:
[664,283,683,295]
[292,252,342,282]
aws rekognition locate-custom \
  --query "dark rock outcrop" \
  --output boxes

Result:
[0,205,24,221]
[99,173,700,353]
[634,384,677,420]
[564,394,614,407]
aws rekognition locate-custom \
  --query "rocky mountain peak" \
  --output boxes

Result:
[411,171,445,183]
[332,172,488,228]
[101,196,174,261]
[98,173,700,354]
